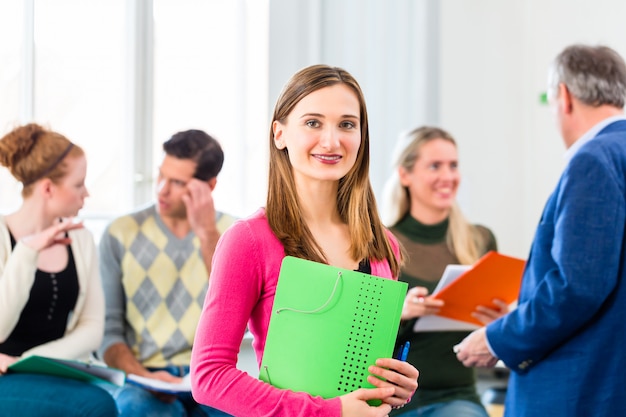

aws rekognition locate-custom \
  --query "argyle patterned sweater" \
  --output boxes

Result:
[98,204,236,367]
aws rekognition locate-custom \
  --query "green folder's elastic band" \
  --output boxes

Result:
[261,366,272,385]
[276,272,343,315]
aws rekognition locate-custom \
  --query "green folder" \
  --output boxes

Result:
[8,355,125,387]
[259,256,408,400]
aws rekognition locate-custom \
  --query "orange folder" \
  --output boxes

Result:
[432,251,526,325]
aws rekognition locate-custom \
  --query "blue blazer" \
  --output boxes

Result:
[487,120,626,417]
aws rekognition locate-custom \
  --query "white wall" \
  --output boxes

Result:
[438,0,626,257]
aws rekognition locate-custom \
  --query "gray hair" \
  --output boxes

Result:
[549,44,626,108]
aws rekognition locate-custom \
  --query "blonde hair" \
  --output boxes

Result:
[266,64,400,276]
[0,123,84,197]
[382,126,486,265]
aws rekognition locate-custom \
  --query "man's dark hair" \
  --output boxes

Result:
[163,129,224,181]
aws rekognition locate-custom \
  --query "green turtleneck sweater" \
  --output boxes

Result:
[390,214,497,414]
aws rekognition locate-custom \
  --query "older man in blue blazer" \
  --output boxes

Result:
[455,44,626,417]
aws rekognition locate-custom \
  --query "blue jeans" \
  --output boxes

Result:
[395,400,489,417]
[104,365,231,417]
[0,373,118,417]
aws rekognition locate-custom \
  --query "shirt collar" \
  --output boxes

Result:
[394,214,448,244]
[563,115,626,164]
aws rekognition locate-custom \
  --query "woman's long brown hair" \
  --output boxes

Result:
[266,65,400,276]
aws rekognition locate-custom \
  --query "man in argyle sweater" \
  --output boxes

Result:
[98,130,235,417]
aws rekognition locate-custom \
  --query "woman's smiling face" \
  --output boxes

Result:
[272,84,361,186]
[399,137,460,218]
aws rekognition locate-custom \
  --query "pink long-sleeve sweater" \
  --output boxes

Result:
[190,208,399,417]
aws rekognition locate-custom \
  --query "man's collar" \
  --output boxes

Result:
[563,115,626,164]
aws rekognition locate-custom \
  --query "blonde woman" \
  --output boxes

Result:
[381,126,507,417]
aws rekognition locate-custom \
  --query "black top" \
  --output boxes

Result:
[0,231,79,356]
[356,258,371,274]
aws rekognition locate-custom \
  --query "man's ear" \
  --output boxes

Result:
[207,177,217,191]
[558,83,574,114]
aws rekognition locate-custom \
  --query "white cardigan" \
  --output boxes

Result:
[0,215,105,360]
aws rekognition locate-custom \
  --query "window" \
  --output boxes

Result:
[0,0,25,211]
[0,0,127,221]
[0,0,269,240]
[151,0,269,218]
[34,0,128,216]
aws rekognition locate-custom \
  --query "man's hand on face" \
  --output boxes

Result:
[182,178,218,240]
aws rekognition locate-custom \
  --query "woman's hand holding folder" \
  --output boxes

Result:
[368,357,419,409]
[401,286,445,320]
[340,387,395,417]
[471,298,509,325]
[339,354,418,415]
[0,353,17,374]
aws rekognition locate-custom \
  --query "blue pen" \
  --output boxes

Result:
[396,341,410,361]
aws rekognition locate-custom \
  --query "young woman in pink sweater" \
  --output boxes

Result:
[190,64,419,417]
